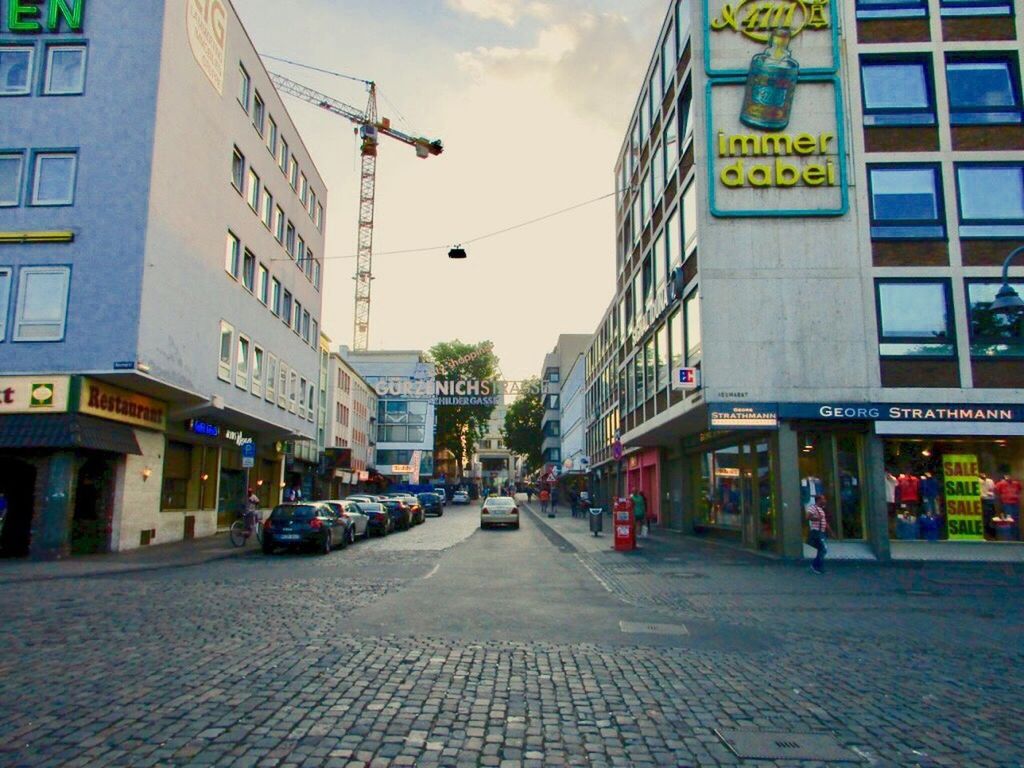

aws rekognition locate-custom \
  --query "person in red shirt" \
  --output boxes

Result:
[995,473,1021,520]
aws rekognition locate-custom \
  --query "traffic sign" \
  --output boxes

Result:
[242,441,256,468]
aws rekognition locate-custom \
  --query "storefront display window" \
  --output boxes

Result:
[695,439,777,543]
[884,438,1023,542]
[798,431,866,540]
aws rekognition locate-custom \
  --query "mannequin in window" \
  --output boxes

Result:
[897,472,920,513]
[995,471,1021,522]
[980,472,997,536]
[920,472,939,516]
[801,476,824,507]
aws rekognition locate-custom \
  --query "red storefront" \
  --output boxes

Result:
[626,447,661,524]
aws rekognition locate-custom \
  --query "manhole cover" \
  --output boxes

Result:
[619,621,689,636]
[662,571,705,579]
[715,729,862,762]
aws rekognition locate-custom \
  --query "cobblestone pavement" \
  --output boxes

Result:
[1,501,1022,767]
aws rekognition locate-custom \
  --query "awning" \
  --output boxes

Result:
[0,414,142,454]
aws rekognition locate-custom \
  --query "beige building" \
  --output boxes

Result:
[325,352,378,496]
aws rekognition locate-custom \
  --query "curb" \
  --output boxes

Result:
[0,547,259,585]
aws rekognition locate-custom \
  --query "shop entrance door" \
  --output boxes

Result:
[217,469,245,529]
[797,431,866,540]
[0,457,36,557]
[71,456,114,555]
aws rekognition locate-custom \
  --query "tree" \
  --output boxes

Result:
[428,340,500,479]
[502,378,544,474]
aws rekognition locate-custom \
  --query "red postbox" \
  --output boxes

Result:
[613,497,635,552]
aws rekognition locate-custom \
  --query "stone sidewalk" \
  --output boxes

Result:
[0,532,257,584]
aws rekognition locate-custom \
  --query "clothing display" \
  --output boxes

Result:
[800,476,824,506]
[897,474,920,504]
[995,477,1021,506]
[980,476,996,501]
[885,473,897,504]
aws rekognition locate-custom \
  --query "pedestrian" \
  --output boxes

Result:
[246,488,260,527]
[806,493,831,574]
[539,487,550,516]
[630,489,647,539]
[569,489,579,518]
[526,487,533,503]
[551,487,560,511]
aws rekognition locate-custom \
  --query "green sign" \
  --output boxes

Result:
[5,0,84,33]
[943,454,984,541]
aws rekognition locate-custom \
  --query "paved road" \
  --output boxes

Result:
[1,499,1022,767]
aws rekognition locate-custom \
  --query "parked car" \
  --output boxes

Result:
[262,502,349,554]
[452,490,470,505]
[417,492,444,517]
[353,502,392,536]
[481,496,519,530]
[387,493,425,524]
[381,499,413,530]
[321,499,369,540]
[434,488,447,506]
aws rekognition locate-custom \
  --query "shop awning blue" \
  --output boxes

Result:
[0,414,142,455]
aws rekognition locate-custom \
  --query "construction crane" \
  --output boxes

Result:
[269,72,443,351]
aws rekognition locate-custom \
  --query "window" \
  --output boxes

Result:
[868,165,944,238]
[316,202,324,231]
[0,153,23,206]
[267,116,278,156]
[293,301,302,335]
[278,362,288,408]
[309,190,317,220]
[967,280,1024,357]
[676,0,690,47]
[258,264,269,304]
[252,346,264,396]
[631,193,641,245]
[940,0,1012,16]
[161,441,192,511]
[10,266,69,342]
[648,71,658,128]
[305,249,314,279]
[274,206,285,242]
[307,382,315,422]
[679,84,693,141]
[282,290,293,328]
[685,289,702,362]
[289,370,297,413]
[300,173,308,205]
[271,278,281,315]
[242,249,255,291]
[639,92,647,147]
[279,138,289,173]
[876,280,954,357]
[298,377,307,418]
[236,335,250,389]
[231,147,245,191]
[652,143,665,201]
[860,58,935,125]
[0,267,10,339]
[225,231,240,278]
[665,207,681,271]
[247,169,260,211]
[289,156,299,190]
[44,45,86,95]
[302,309,310,343]
[297,237,306,270]
[633,352,644,407]
[262,191,273,228]
[266,355,278,402]
[946,58,1022,125]
[682,181,697,247]
[31,152,76,205]
[238,64,250,111]
[0,46,33,96]
[669,308,683,371]
[546,368,559,383]
[955,164,1024,237]
[252,91,265,134]
[661,30,675,96]
[285,221,296,257]
[313,259,321,290]
[629,120,639,175]
[856,0,927,18]
[664,110,678,175]
[640,169,649,223]
[311,318,319,343]
[218,321,234,381]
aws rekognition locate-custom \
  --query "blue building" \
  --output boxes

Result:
[0,0,327,557]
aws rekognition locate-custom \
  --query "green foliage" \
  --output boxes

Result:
[428,340,500,476]
[502,377,544,473]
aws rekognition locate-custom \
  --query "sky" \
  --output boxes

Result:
[234,0,666,381]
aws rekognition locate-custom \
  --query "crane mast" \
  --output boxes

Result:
[268,72,443,351]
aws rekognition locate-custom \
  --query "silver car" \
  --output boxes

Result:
[322,499,370,540]
[481,496,519,529]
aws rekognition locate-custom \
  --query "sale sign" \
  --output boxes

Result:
[942,454,984,541]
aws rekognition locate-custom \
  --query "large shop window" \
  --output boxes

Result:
[876,280,955,357]
[868,165,945,239]
[161,441,192,511]
[946,57,1022,125]
[860,57,935,126]
[695,440,777,542]
[966,280,1024,357]
[955,164,1024,238]
[799,433,866,540]
[856,0,927,17]
[885,439,1023,542]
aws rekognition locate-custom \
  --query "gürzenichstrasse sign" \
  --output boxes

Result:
[372,378,540,406]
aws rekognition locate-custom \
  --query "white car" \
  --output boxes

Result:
[451,490,470,505]
[481,496,519,529]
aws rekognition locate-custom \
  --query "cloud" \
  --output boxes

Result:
[455,5,661,129]
[446,0,553,26]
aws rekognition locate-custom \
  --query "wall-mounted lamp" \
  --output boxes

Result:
[200,472,209,482]
[256,479,264,487]
[142,467,153,481]
[280,481,287,489]
[921,446,932,457]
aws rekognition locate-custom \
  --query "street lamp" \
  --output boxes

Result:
[989,245,1024,316]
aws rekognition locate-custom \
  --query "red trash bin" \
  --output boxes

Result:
[613,497,635,552]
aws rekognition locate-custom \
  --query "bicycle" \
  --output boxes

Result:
[229,510,264,547]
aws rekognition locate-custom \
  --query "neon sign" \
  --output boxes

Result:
[4,0,84,33]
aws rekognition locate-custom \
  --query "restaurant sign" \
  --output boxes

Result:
[0,376,71,413]
[78,378,167,431]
